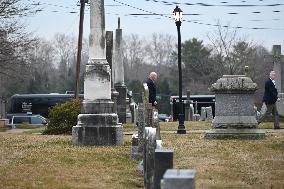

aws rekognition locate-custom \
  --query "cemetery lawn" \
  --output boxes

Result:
[0,121,283,189]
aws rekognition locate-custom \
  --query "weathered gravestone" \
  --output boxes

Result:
[130,133,139,159]
[193,114,200,121]
[200,107,206,121]
[184,90,193,121]
[205,106,213,121]
[136,82,161,157]
[113,18,127,123]
[0,97,6,119]
[161,169,196,189]
[205,75,265,139]
[143,83,161,139]
[154,149,174,189]
[264,45,284,116]
[137,102,145,160]
[106,31,119,114]
[144,127,157,189]
[72,0,123,145]
[136,84,153,160]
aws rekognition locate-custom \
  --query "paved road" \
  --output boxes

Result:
[1,129,283,136]
[124,129,284,135]
[0,129,31,135]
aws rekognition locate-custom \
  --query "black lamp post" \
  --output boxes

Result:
[173,6,186,134]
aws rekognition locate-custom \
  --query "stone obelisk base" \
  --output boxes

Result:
[72,100,123,146]
[205,129,265,140]
[205,75,266,140]
[115,84,127,124]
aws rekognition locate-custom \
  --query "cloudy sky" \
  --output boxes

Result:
[23,0,284,52]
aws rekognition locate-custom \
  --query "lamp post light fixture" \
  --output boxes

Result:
[173,6,186,134]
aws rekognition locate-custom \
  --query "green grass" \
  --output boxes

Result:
[0,121,283,188]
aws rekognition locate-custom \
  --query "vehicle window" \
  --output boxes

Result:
[13,117,30,124]
[31,117,44,124]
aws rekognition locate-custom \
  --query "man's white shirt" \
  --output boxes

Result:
[270,78,276,86]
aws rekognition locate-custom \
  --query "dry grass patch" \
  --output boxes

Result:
[0,121,283,189]
[0,134,143,189]
[162,132,284,189]
[160,121,211,131]
[124,121,212,133]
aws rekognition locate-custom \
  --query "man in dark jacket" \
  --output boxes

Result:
[146,72,157,106]
[258,71,280,129]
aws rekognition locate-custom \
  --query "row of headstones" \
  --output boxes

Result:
[192,106,213,121]
[131,127,196,189]
[200,106,213,121]
[130,84,196,189]
[142,127,196,189]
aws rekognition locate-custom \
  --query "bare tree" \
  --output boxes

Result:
[0,0,40,18]
[208,22,260,76]
[0,0,40,96]
[207,21,239,75]
[52,34,77,92]
[145,33,175,67]
[123,34,147,81]
[27,39,56,93]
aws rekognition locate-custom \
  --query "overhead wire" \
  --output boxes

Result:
[112,0,284,31]
[144,0,284,7]
[6,0,282,31]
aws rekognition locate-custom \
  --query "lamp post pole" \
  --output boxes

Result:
[174,6,186,134]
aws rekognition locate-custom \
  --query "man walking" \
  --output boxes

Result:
[258,71,280,129]
[146,72,157,107]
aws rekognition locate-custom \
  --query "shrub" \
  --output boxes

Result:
[43,100,81,135]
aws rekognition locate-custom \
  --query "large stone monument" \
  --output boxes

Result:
[264,45,284,116]
[113,17,127,123]
[106,31,119,114]
[72,0,123,145]
[205,75,265,139]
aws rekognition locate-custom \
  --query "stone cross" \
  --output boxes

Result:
[264,45,284,93]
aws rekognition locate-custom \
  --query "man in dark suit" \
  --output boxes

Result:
[146,72,157,106]
[258,71,280,129]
